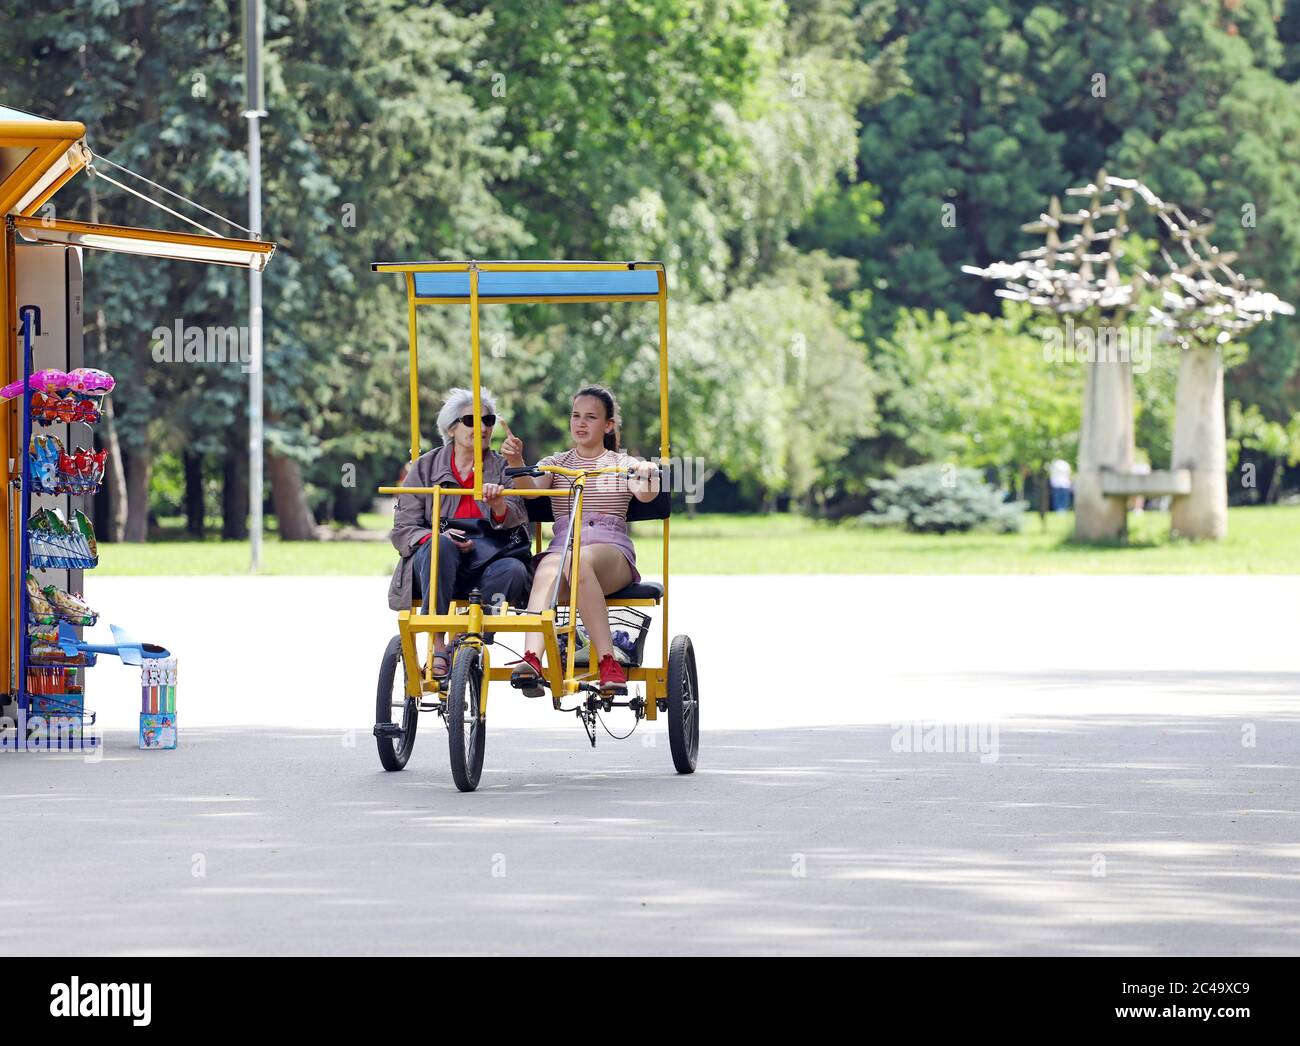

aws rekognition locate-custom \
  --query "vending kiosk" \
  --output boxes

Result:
[1,104,274,747]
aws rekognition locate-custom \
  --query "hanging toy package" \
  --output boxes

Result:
[28,434,108,495]
[27,507,98,569]
[5,367,115,426]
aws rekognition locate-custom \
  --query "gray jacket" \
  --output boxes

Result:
[387,444,530,610]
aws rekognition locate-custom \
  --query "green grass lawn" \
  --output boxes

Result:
[93,505,1300,575]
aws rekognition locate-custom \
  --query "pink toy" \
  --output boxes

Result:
[1,369,73,400]
[2,368,115,401]
[67,368,116,395]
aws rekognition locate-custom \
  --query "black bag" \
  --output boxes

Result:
[438,515,532,576]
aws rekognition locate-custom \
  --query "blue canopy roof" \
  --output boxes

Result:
[370,261,662,303]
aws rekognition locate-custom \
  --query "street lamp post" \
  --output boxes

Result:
[244,0,266,571]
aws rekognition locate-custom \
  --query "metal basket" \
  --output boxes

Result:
[554,604,652,667]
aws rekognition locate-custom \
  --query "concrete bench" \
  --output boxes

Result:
[1100,469,1192,498]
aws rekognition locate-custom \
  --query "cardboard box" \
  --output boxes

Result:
[139,712,177,750]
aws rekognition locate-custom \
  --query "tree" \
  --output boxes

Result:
[8,0,525,539]
[672,261,877,508]
[1229,401,1300,502]
[854,0,1068,328]
[868,303,1082,511]
[444,0,904,509]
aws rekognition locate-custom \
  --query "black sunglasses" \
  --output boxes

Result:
[457,414,496,427]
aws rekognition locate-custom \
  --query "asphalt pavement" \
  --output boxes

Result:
[2,575,1297,955]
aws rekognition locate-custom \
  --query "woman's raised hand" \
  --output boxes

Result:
[499,420,525,466]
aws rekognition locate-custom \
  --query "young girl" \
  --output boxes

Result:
[509,384,660,691]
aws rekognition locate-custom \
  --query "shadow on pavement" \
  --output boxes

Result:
[1,718,1297,955]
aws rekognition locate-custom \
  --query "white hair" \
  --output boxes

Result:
[436,387,498,445]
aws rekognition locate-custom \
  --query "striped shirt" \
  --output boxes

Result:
[535,448,637,524]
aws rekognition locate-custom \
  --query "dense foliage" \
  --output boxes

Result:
[3,0,1298,537]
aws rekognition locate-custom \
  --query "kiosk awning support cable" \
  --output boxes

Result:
[82,151,255,240]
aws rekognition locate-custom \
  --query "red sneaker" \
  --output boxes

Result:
[509,650,545,696]
[598,653,626,690]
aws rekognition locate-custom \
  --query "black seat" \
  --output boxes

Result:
[607,581,663,602]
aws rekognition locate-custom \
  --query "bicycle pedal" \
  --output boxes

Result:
[373,722,402,739]
[509,676,546,698]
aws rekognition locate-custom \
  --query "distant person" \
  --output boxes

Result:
[1131,458,1151,514]
[1049,458,1073,512]
[387,387,532,677]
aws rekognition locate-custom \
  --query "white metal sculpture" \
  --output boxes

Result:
[964,170,1292,540]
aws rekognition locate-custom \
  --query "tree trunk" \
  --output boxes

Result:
[333,483,358,527]
[86,155,121,540]
[97,370,129,544]
[222,446,248,540]
[267,450,318,541]
[1265,456,1282,505]
[124,445,152,543]
[184,450,205,537]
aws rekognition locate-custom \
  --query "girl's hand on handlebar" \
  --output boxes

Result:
[628,459,660,493]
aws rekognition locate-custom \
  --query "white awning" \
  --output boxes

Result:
[14,216,275,271]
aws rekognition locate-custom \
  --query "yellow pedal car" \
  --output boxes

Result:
[370,260,699,791]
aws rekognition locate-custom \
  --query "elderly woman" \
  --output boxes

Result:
[387,387,532,676]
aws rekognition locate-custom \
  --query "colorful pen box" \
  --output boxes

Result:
[139,712,177,750]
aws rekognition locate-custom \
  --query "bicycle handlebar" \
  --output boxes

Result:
[504,463,659,480]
